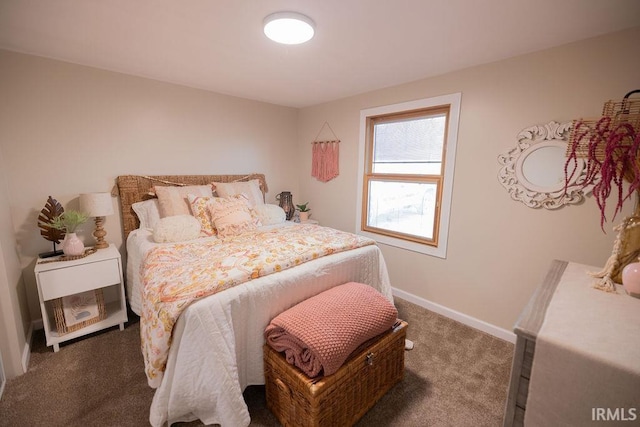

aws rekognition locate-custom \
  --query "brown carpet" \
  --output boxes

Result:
[0,298,514,426]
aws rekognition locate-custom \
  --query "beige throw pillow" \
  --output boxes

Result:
[154,185,213,218]
[212,179,264,207]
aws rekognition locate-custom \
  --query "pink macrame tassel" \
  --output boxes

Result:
[312,142,339,182]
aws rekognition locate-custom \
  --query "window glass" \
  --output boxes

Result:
[372,114,446,175]
[367,180,437,240]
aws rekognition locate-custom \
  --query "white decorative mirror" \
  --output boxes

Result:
[498,120,594,209]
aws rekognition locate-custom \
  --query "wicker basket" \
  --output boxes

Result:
[567,90,640,163]
[264,321,407,427]
[52,289,107,335]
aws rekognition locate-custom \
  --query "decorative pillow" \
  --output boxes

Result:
[230,193,262,227]
[212,179,264,207]
[152,215,201,243]
[208,196,257,238]
[131,199,161,230]
[187,194,217,237]
[251,204,286,226]
[154,185,214,218]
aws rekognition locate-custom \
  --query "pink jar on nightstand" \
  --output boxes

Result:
[621,259,640,298]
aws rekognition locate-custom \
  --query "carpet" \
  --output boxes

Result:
[0,298,513,426]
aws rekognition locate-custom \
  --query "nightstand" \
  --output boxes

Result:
[301,219,319,225]
[34,244,128,352]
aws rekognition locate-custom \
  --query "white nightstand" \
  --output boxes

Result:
[301,219,319,225]
[34,244,128,352]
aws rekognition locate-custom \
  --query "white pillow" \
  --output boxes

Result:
[252,204,286,226]
[152,215,202,243]
[212,179,264,207]
[132,199,161,230]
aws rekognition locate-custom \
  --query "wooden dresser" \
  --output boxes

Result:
[502,260,568,426]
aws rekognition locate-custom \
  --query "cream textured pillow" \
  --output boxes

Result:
[131,199,161,230]
[154,185,214,218]
[208,196,257,238]
[252,204,286,226]
[187,194,217,237]
[212,179,264,207]
[152,215,201,243]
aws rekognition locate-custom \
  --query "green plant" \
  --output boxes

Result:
[46,210,89,233]
[296,202,310,212]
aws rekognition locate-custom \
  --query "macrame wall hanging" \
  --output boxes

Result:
[311,122,340,183]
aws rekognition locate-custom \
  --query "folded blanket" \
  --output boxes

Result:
[264,282,398,377]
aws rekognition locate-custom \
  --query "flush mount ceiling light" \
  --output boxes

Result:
[263,12,315,45]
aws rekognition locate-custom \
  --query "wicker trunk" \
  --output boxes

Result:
[264,321,407,427]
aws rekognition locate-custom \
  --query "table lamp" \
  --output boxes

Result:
[79,192,114,249]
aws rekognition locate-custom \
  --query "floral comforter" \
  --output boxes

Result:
[140,224,374,387]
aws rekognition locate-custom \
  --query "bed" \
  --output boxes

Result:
[115,174,394,427]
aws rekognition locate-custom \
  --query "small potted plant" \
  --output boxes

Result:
[46,210,89,256]
[296,202,311,221]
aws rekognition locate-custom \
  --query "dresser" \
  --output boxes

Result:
[503,260,567,426]
[503,260,640,426]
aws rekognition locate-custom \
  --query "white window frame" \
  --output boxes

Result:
[356,93,461,258]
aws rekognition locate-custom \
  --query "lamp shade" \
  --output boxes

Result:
[79,192,114,217]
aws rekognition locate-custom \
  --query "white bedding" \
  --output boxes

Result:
[126,225,393,426]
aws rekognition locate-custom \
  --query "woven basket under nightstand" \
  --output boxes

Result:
[52,289,107,335]
[264,320,407,427]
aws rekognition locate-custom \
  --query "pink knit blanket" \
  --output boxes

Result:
[264,282,398,377]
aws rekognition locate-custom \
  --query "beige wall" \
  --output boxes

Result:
[297,27,640,330]
[0,26,638,358]
[0,146,28,379]
[0,50,299,324]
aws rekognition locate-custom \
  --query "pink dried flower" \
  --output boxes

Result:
[565,118,640,231]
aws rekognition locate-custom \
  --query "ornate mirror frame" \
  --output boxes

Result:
[497,120,594,209]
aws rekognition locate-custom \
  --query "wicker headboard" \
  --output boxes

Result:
[115,174,268,240]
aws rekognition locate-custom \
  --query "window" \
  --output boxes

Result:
[356,93,461,258]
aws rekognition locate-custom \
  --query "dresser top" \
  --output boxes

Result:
[514,259,568,341]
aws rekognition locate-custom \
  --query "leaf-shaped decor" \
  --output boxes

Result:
[38,196,66,244]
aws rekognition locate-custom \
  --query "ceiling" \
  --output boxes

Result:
[1,1,639,108]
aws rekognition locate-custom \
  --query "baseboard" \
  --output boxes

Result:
[0,351,5,401]
[392,287,517,343]
[21,322,37,373]
[32,319,43,330]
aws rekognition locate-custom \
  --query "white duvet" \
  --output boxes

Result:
[126,225,393,426]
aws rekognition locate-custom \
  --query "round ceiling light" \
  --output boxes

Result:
[263,12,315,45]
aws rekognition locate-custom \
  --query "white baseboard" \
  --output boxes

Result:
[21,322,37,373]
[392,287,517,344]
[0,349,5,401]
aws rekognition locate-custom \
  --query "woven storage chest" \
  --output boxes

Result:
[264,320,407,427]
